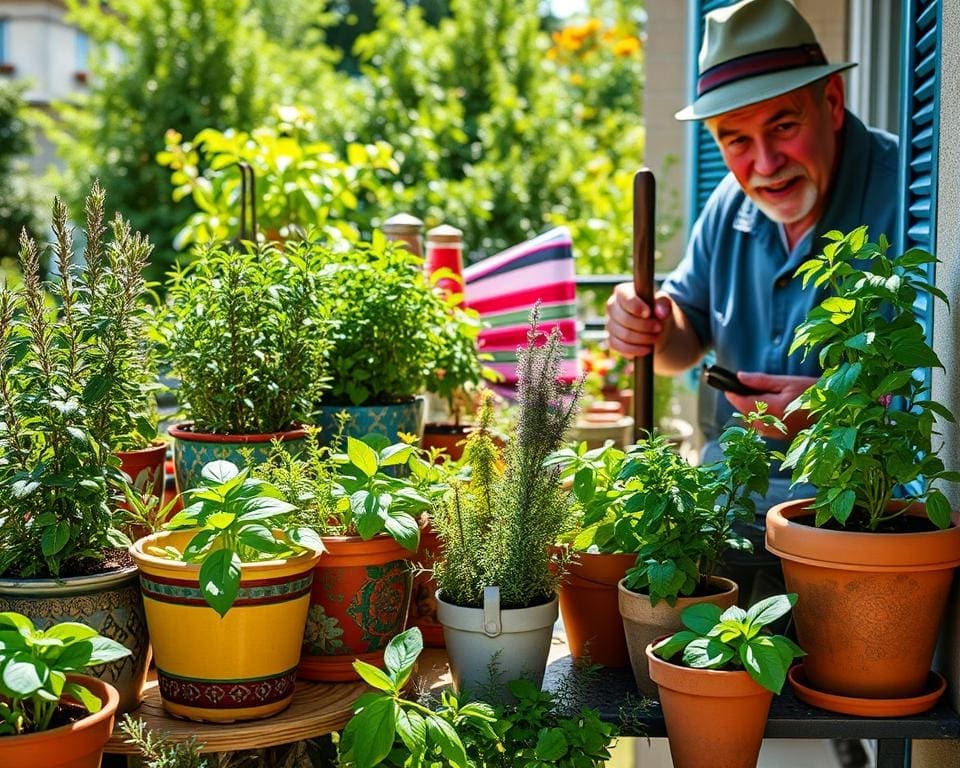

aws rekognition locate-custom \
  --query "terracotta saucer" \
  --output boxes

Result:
[788,663,946,717]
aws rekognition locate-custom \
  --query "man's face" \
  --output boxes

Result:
[706,76,845,233]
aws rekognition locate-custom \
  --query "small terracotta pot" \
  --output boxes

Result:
[766,499,960,700]
[420,422,473,462]
[647,641,772,768]
[619,576,738,695]
[168,422,307,497]
[299,535,414,681]
[0,675,120,768]
[559,551,635,666]
[407,521,445,647]
[115,440,167,502]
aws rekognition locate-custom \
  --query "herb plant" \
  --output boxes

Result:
[620,407,782,606]
[254,429,435,551]
[0,612,131,735]
[338,628,616,768]
[160,460,323,616]
[0,185,155,578]
[652,594,804,694]
[158,239,331,435]
[318,233,482,406]
[783,227,958,530]
[433,310,582,609]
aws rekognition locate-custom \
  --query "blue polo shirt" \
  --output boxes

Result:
[662,111,899,484]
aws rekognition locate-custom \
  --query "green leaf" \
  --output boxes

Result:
[63,680,103,714]
[353,660,395,692]
[396,708,427,758]
[3,656,45,696]
[719,605,747,622]
[383,627,423,684]
[201,460,240,484]
[379,443,414,467]
[741,637,789,693]
[347,437,379,478]
[652,630,699,661]
[85,636,132,665]
[342,697,397,768]
[352,491,385,540]
[535,727,569,761]
[41,521,71,557]
[830,490,856,524]
[744,593,796,628]
[41,623,99,644]
[683,637,734,669]
[0,613,34,637]
[573,466,596,503]
[238,525,288,555]
[680,603,722,634]
[426,714,468,768]
[383,509,419,551]
[926,491,952,530]
[199,548,242,617]
[82,374,111,405]
[235,496,297,521]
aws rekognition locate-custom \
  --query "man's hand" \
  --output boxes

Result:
[724,372,818,439]
[605,284,675,358]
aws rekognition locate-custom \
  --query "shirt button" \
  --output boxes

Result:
[775,276,789,289]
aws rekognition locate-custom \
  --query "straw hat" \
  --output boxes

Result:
[675,0,855,121]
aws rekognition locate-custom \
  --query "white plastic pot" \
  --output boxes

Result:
[436,587,558,699]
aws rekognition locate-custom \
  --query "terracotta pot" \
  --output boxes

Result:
[766,498,960,700]
[618,576,738,695]
[647,641,772,768]
[420,422,473,462]
[299,535,414,681]
[0,567,151,714]
[132,530,321,722]
[168,422,307,497]
[0,675,119,768]
[559,551,635,666]
[115,440,167,501]
[407,521,444,647]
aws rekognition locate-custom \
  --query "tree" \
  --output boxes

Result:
[0,80,42,263]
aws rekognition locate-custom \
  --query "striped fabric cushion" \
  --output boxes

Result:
[463,227,579,384]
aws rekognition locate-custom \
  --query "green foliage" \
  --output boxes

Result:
[157,106,401,249]
[338,627,615,768]
[433,310,582,609]
[119,716,207,768]
[0,612,131,735]
[161,460,322,616]
[653,594,804,694]
[783,228,958,530]
[0,80,43,262]
[319,233,483,406]
[256,430,435,550]
[157,240,332,434]
[620,407,782,606]
[0,185,158,578]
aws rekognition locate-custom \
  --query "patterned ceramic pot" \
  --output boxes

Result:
[313,398,425,445]
[131,530,321,723]
[168,423,307,495]
[299,535,414,682]
[0,567,151,714]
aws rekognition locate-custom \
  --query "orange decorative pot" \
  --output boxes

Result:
[407,522,445,647]
[299,535,414,681]
[619,576,738,696]
[116,440,167,501]
[559,551,635,666]
[420,423,473,462]
[647,641,772,768]
[0,675,120,768]
[766,498,960,700]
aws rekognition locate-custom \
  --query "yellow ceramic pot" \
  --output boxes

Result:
[131,530,321,723]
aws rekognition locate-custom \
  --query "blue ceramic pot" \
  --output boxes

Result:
[313,397,425,446]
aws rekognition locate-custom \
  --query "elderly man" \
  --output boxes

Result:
[607,0,897,616]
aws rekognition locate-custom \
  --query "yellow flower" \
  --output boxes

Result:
[613,36,641,57]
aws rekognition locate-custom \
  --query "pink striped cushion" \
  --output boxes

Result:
[463,228,579,384]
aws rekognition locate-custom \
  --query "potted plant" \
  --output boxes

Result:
[617,407,782,694]
[254,428,436,681]
[0,612,131,768]
[432,310,582,699]
[766,228,960,709]
[0,185,154,712]
[647,594,804,768]
[130,460,323,722]
[158,238,332,493]
[313,233,480,444]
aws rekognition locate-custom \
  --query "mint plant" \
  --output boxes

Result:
[620,407,782,605]
[161,460,323,616]
[0,612,131,735]
[653,594,804,694]
[784,228,959,530]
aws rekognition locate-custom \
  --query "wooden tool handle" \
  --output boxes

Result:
[632,169,656,439]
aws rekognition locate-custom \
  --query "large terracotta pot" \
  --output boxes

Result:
[559,551,635,667]
[131,530,321,722]
[0,675,120,768]
[766,498,960,700]
[168,422,307,496]
[647,641,772,768]
[116,440,168,501]
[299,535,414,681]
[407,522,445,647]
[618,576,738,695]
[0,567,151,714]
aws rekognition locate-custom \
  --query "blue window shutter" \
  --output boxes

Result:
[898,0,941,335]
[685,1,733,232]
